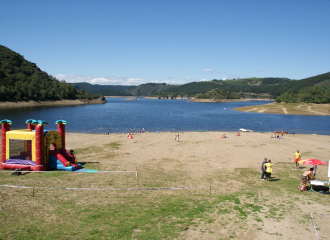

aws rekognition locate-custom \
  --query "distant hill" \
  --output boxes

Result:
[125,83,177,96]
[72,82,134,96]
[71,82,177,96]
[152,77,291,99]
[275,73,330,104]
[153,73,330,99]
[0,45,101,102]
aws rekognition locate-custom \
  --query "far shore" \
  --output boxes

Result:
[0,98,106,109]
[1,98,329,116]
[188,98,273,103]
[234,102,330,116]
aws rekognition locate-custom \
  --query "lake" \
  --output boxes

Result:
[0,98,329,135]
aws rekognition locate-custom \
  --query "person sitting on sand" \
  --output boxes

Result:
[299,168,314,191]
[222,134,226,138]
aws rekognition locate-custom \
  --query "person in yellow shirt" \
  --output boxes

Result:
[294,150,301,168]
[264,159,274,181]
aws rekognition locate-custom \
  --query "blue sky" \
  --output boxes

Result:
[1,0,329,85]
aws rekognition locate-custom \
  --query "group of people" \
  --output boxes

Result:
[294,149,318,192]
[261,158,273,181]
[261,149,319,192]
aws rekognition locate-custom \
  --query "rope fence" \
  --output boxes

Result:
[310,213,321,240]
[0,184,208,192]
[310,213,330,240]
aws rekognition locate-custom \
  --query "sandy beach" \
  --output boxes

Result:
[63,131,330,239]
[1,130,330,239]
[234,102,330,116]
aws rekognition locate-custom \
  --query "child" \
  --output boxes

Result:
[264,159,274,181]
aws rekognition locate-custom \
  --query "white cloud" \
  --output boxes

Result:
[54,74,94,83]
[54,74,147,86]
[127,78,146,85]
[185,77,191,80]
[200,78,208,82]
[201,69,212,72]
[221,76,227,80]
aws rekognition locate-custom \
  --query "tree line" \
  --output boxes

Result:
[275,86,330,103]
[0,45,100,102]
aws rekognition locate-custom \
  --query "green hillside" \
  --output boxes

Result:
[0,45,101,102]
[275,85,330,104]
[153,73,330,99]
[153,77,290,98]
[71,82,134,96]
[72,82,177,97]
[125,83,177,96]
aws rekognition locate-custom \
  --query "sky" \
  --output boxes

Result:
[1,0,329,86]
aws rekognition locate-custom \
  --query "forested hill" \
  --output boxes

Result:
[153,73,330,99]
[153,77,292,98]
[72,82,134,96]
[0,45,101,102]
[71,82,177,96]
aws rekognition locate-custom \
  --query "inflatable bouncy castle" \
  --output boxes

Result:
[0,119,81,171]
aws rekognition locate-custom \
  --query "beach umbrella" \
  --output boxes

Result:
[298,159,328,166]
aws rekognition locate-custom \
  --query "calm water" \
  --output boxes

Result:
[0,98,329,135]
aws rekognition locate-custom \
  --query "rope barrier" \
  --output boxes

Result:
[0,170,137,173]
[310,213,321,240]
[0,170,138,178]
[0,184,208,191]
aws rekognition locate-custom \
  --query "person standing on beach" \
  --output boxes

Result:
[175,133,179,142]
[264,159,273,181]
[261,158,267,180]
[294,150,301,168]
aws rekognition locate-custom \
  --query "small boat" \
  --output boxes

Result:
[239,128,251,132]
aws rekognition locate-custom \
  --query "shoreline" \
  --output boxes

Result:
[233,102,330,116]
[1,97,329,116]
[188,98,273,103]
[64,130,327,136]
[0,98,107,109]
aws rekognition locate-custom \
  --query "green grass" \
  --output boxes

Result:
[0,161,329,239]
